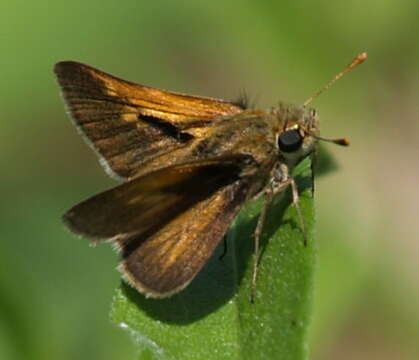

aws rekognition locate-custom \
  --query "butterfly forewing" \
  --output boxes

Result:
[54,61,244,179]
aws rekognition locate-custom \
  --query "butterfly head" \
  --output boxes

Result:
[274,103,348,168]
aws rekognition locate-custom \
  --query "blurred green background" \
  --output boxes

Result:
[1,0,418,359]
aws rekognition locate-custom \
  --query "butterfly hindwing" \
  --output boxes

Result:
[62,158,251,297]
[63,158,248,243]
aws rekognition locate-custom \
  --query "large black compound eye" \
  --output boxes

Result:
[277,129,303,153]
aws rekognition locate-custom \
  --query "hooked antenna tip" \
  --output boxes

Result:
[334,137,350,146]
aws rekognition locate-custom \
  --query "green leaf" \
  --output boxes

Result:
[111,158,315,360]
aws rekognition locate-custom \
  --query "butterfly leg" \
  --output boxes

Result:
[287,177,307,246]
[250,174,307,301]
[251,188,274,302]
[271,176,307,246]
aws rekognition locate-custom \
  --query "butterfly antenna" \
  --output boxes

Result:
[312,134,350,146]
[303,52,368,107]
